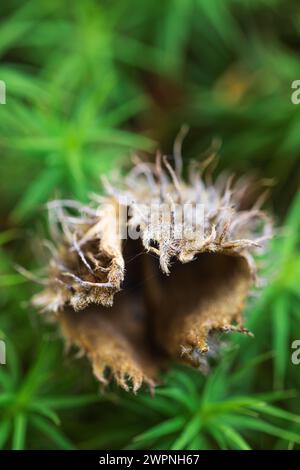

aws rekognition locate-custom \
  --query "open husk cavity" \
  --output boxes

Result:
[32,140,272,392]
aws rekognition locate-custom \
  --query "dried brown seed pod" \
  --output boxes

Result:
[32,141,272,392]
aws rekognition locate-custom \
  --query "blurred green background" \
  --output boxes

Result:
[0,0,300,450]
